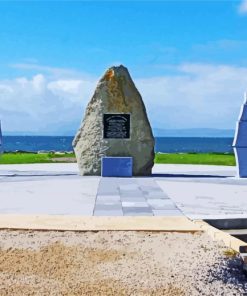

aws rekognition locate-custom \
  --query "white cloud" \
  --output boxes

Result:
[135,63,247,129]
[48,80,82,95]
[239,0,247,14]
[1,63,247,134]
[0,74,97,134]
[0,85,13,94]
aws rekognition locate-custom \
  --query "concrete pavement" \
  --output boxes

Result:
[154,164,247,220]
[0,163,247,219]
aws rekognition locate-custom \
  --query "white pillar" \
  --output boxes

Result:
[233,92,247,177]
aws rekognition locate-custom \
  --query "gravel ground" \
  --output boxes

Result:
[0,230,246,296]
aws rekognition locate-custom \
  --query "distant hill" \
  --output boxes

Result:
[3,131,76,136]
[4,128,235,138]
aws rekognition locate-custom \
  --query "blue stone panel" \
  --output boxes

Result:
[101,157,133,177]
[233,121,247,147]
[239,103,247,121]
[234,148,247,178]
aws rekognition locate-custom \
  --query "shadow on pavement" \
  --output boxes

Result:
[151,173,228,178]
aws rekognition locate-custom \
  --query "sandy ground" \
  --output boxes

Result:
[0,231,246,296]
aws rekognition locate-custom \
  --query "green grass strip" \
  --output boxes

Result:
[155,153,235,166]
[0,152,236,166]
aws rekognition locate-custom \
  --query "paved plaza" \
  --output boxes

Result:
[0,163,247,219]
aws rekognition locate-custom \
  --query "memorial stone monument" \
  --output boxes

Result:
[73,65,154,176]
[233,93,247,178]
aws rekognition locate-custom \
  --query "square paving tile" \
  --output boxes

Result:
[119,184,139,191]
[96,201,122,207]
[98,183,119,192]
[122,201,149,207]
[96,195,121,202]
[116,178,136,185]
[97,179,119,195]
[94,204,122,211]
[121,197,146,202]
[123,207,153,216]
[123,212,153,216]
[120,190,144,198]
[139,185,163,191]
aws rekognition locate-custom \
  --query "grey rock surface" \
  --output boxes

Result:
[73,65,154,176]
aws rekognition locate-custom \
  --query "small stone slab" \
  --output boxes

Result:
[97,178,119,195]
[96,202,122,207]
[96,195,121,202]
[101,157,133,177]
[120,190,143,198]
[120,197,146,202]
[123,207,153,216]
[94,204,122,211]
[116,178,136,185]
[119,184,139,191]
[123,212,153,216]
[140,185,164,192]
[122,201,149,208]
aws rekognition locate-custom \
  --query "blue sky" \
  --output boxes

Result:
[1,1,247,135]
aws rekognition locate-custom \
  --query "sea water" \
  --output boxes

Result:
[2,136,234,153]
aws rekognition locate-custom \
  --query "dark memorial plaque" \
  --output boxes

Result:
[103,114,130,139]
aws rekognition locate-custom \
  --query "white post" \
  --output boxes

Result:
[233,92,247,178]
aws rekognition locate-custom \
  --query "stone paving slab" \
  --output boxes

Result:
[97,195,121,202]
[95,177,181,216]
[120,196,147,202]
[123,207,153,216]
[122,201,149,207]
[94,204,122,211]
[119,184,139,190]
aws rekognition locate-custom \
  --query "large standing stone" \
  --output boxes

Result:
[73,65,155,176]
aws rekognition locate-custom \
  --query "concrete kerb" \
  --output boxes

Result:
[195,220,247,273]
[1,214,247,269]
[194,220,247,252]
[0,215,202,232]
[0,216,246,246]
